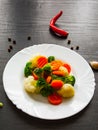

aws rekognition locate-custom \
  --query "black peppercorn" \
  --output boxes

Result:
[13,40,16,44]
[8,38,11,42]
[9,45,13,49]
[27,36,31,40]
[8,48,11,52]
[70,47,74,50]
[76,46,79,50]
[67,40,71,45]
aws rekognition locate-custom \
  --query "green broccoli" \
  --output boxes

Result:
[40,85,54,97]
[51,74,65,82]
[36,78,47,87]
[64,75,76,86]
[43,64,51,75]
[34,68,43,77]
[52,75,75,86]
[36,77,54,96]
[24,62,33,77]
[48,56,55,62]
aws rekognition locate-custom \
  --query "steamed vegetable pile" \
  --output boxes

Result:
[24,55,76,105]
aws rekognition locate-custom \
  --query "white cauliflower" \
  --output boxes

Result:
[24,76,37,93]
[57,83,75,98]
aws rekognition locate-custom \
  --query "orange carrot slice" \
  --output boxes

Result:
[51,60,63,70]
[32,72,39,80]
[52,70,65,76]
[48,93,62,105]
[51,80,64,89]
[63,63,71,73]
[46,76,52,83]
[37,56,48,68]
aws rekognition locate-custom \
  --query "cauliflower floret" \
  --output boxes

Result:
[59,66,69,76]
[57,83,75,98]
[24,76,36,93]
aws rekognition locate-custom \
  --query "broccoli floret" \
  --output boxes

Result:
[40,85,54,97]
[33,68,43,77]
[51,75,76,86]
[43,64,51,75]
[36,78,54,96]
[48,56,55,62]
[36,78,47,87]
[51,75,65,82]
[64,75,76,86]
[24,62,33,77]
[43,64,52,78]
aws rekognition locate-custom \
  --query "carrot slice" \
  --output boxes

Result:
[51,60,63,70]
[52,70,65,76]
[48,93,62,105]
[46,76,52,83]
[63,63,71,73]
[37,56,48,68]
[32,72,39,80]
[51,80,64,89]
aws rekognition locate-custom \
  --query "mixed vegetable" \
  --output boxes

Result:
[24,55,76,105]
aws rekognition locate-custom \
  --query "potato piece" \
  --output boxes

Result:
[57,84,75,98]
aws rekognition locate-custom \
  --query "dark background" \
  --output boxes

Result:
[0,0,98,130]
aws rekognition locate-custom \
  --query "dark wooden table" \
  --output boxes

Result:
[0,0,98,130]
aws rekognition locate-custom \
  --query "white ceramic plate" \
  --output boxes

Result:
[3,44,95,120]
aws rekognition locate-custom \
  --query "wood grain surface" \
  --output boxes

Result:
[0,0,98,130]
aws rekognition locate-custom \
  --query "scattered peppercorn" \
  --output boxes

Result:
[27,36,31,40]
[8,38,11,42]
[0,102,3,108]
[70,47,74,50]
[67,40,71,45]
[76,46,79,50]
[9,45,13,49]
[13,40,16,44]
[7,38,16,53]
[8,48,11,52]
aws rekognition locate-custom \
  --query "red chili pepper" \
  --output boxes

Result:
[50,11,69,37]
